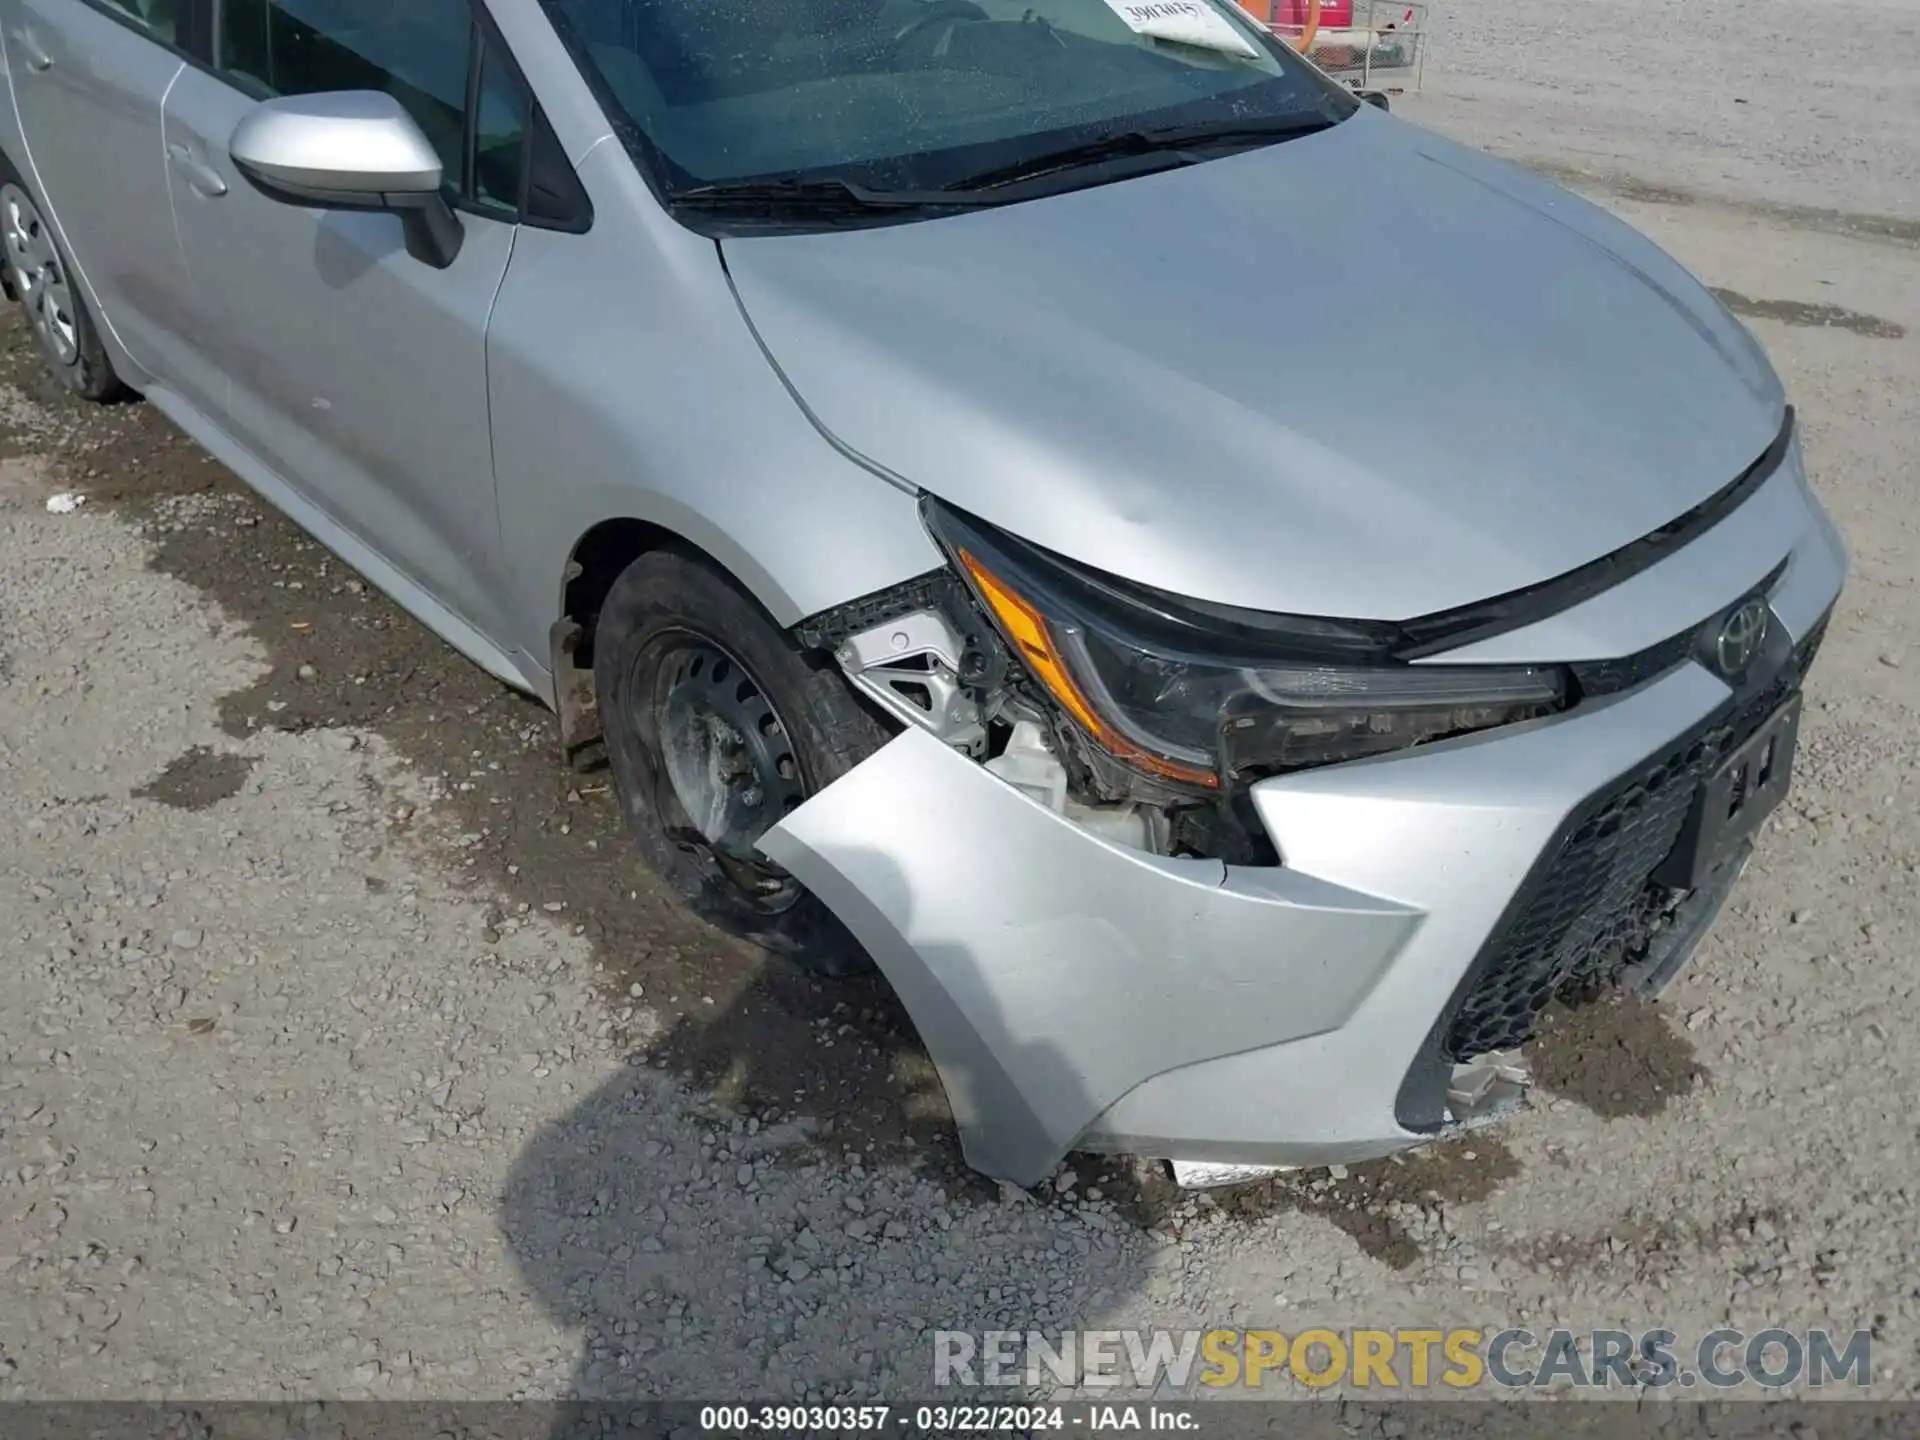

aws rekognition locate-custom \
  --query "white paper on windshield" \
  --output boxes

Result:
[1102,0,1262,58]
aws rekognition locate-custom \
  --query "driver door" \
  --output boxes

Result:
[159,0,535,656]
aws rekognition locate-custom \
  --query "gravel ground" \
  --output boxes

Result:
[1418,0,1920,225]
[2,2,1918,1406]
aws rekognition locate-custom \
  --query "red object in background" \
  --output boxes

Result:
[1276,0,1355,27]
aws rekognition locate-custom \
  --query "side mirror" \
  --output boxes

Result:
[1358,89,1391,112]
[229,91,464,269]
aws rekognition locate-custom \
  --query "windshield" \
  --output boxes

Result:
[541,0,1355,196]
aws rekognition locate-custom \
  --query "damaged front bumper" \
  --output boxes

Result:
[759,657,1736,1188]
[760,468,1846,1190]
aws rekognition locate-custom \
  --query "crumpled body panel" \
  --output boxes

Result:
[760,727,1423,1185]
[759,472,1845,1186]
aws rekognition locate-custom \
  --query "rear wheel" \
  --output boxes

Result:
[0,161,127,402]
[594,549,886,975]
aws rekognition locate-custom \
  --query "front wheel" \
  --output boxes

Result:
[0,160,127,402]
[594,549,886,975]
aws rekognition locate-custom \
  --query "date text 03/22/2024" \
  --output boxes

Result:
[698,1404,1196,1432]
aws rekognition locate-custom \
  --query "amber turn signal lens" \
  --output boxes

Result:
[956,546,1219,790]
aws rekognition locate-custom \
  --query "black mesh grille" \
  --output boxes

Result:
[1440,615,1830,1062]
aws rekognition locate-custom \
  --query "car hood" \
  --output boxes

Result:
[722,108,1785,620]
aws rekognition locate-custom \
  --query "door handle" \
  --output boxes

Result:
[11,28,54,71]
[167,142,228,198]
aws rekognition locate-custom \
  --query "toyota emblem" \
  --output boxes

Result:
[1715,598,1771,676]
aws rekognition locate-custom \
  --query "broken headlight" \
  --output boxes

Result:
[924,498,1569,792]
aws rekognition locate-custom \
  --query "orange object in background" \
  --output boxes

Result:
[1238,0,1331,52]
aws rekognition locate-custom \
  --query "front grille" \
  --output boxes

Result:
[1440,615,1829,1062]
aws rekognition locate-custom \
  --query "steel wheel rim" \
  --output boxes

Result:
[1,184,78,365]
[638,632,809,911]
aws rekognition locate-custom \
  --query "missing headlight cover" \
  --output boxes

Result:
[921,497,1570,791]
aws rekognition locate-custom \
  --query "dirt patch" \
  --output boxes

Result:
[1710,288,1906,339]
[1529,992,1705,1120]
[1106,1137,1523,1270]
[132,746,256,811]
[1504,1202,1790,1282]
[1524,161,1920,248]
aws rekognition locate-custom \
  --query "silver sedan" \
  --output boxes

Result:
[0,0,1844,1187]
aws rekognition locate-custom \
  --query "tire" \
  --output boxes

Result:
[0,156,128,402]
[594,549,888,975]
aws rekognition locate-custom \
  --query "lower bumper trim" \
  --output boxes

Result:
[1169,1160,1296,1190]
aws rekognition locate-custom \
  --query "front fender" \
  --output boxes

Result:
[486,142,944,671]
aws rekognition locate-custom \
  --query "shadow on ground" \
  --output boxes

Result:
[494,849,1167,1400]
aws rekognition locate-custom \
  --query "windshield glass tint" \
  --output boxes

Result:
[543,0,1351,191]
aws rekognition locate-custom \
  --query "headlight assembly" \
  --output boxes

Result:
[923,498,1569,793]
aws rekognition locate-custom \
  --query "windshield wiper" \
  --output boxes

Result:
[671,176,1001,213]
[941,114,1339,193]
[671,113,1340,215]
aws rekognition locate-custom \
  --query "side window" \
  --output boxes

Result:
[217,0,475,188]
[470,39,529,214]
[94,0,181,44]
